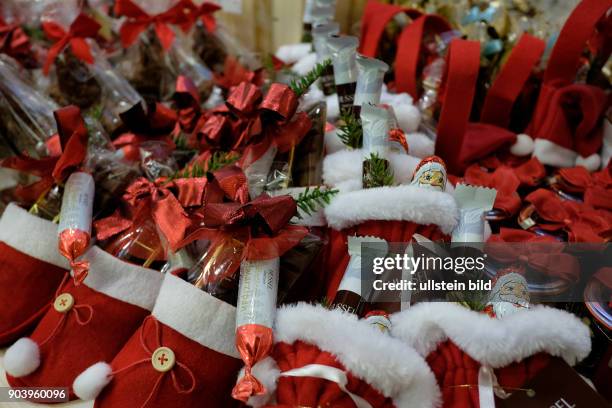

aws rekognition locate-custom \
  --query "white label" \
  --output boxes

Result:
[236,258,279,328]
[451,207,485,243]
[337,255,362,295]
[58,172,95,235]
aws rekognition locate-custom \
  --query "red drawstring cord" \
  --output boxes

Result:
[109,316,196,408]
[38,273,94,347]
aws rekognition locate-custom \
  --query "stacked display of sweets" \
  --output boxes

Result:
[0,0,610,406]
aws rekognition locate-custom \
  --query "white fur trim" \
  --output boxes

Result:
[394,104,421,133]
[532,139,577,168]
[292,52,317,76]
[240,357,281,408]
[575,153,601,172]
[323,149,422,188]
[275,43,312,64]
[325,185,458,233]
[73,362,113,400]
[0,203,70,269]
[325,127,345,154]
[510,133,534,156]
[390,302,591,368]
[152,273,238,358]
[81,246,162,311]
[406,132,435,158]
[274,303,440,407]
[326,93,340,123]
[4,337,40,377]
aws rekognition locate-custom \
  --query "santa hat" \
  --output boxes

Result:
[390,302,591,408]
[72,273,241,407]
[241,303,441,408]
[0,203,69,346]
[4,246,162,399]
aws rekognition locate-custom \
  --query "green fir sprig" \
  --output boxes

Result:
[338,112,362,149]
[363,152,394,188]
[207,151,240,172]
[290,59,332,97]
[296,186,339,216]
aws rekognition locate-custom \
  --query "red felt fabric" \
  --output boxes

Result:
[270,340,393,408]
[427,340,550,408]
[6,279,150,399]
[0,242,67,346]
[325,221,448,300]
[94,317,242,408]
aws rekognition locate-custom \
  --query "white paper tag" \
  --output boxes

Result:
[337,255,362,295]
[236,258,279,328]
[58,172,95,235]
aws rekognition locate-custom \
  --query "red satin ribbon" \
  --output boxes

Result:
[214,56,264,90]
[1,106,89,202]
[487,228,580,282]
[176,0,221,32]
[114,0,191,50]
[464,165,521,216]
[42,13,101,75]
[525,189,610,242]
[173,75,201,135]
[557,166,612,210]
[0,18,31,61]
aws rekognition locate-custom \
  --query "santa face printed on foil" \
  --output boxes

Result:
[411,155,447,191]
[486,272,530,318]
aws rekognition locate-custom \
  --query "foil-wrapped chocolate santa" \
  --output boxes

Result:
[484,266,530,318]
[410,155,447,191]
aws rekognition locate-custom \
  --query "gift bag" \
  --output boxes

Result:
[390,302,591,408]
[73,273,242,407]
[0,203,69,346]
[4,246,162,400]
[241,303,440,408]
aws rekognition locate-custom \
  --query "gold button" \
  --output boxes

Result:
[151,347,175,372]
[54,293,74,313]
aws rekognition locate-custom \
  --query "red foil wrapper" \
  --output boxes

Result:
[259,83,299,121]
[227,82,263,114]
[58,229,91,285]
[232,323,274,401]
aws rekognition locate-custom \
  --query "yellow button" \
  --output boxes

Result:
[54,293,74,313]
[151,347,175,372]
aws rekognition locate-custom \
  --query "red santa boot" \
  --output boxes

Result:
[390,302,591,408]
[0,203,69,346]
[72,272,243,408]
[240,302,441,408]
[4,246,162,400]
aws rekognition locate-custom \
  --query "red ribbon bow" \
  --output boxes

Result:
[524,189,610,242]
[114,0,191,50]
[487,228,580,282]
[42,13,101,75]
[1,105,89,202]
[176,0,221,33]
[0,18,31,61]
[213,56,264,90]
[556,166,612,210]
[464,165,521,216]
[172,75,202,138]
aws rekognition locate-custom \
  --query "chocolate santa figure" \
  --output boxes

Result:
[484,266,530,318]
[411,155,447,191]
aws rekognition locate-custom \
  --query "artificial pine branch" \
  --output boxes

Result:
[338,112,362,149]
[363,152,394,188]
[296,186,339,216]
[207,151,240,172]
[290,59,332,97]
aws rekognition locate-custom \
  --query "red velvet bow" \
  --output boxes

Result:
[114,0,191,50]
[0,18,31,62]
[487,228,580,282]
[176,0,221,32]
[556,166,612,210]
[42,13,101,75]
[1,105,89,202]
[464,165,521,216]
[214,56,264,90]
[524,189,610,242]
[94,177,191,251]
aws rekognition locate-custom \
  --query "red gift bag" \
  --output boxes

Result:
[391,302,591,408]
[241,303,440,408]
[73,273,242,408]
[0,203,69,346]
[4,246,162,400]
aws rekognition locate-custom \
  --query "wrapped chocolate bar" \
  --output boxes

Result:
[451,184,497,243]
[57,171,95,284]
[311,22,339,95]
[361,103,393,189]
[328,35,358,115]
[353,56,388,116]
[332,235,388,315]
[0,56,59,158]
[301,0,317,42]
